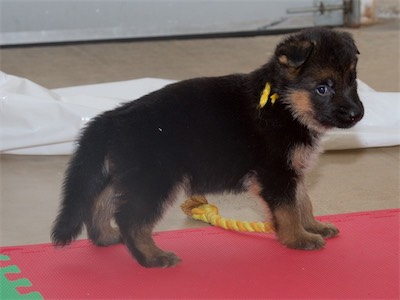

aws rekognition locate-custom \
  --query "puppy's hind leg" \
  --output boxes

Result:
[121,224,181,268]
[85,184,121,246]
[114,184,181,268]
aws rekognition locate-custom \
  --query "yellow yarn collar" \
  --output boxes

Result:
[259,82,279,108]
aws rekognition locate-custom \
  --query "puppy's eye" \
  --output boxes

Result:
[316,85,331,96]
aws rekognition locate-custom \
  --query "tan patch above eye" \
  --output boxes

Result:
[316,69,335,80]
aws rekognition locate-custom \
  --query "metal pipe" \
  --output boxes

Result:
[287,2,344,14]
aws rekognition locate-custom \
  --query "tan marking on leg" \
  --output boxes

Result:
[296,180,339,238]
[87,184,121,246]
[242,174,273,221]
[134,227,164,257]
[274,204,325,250]
[296,179,320,229]
[132,226,181,268]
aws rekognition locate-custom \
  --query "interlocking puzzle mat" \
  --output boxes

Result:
[1,209,399,299]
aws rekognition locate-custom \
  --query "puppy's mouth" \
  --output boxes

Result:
[335,119,362,129]
[319,108,364,129]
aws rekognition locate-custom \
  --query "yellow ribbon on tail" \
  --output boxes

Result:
[259,82,279,108]
[181,195,275,233]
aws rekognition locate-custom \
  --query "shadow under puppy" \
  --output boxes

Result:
[52,28,364,268]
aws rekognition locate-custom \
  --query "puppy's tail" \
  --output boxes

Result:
[51,117,111,246]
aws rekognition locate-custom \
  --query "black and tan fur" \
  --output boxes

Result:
[52,28,364,268]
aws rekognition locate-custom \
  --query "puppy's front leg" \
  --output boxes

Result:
[273,203,325,250]
[296,180,339,239]
[258,175,325,250]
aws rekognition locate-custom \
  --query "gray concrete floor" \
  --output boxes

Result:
[1,20,399,246]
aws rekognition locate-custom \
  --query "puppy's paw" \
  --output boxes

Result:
[280,232,326,250]
[306,222,339,239]
[318,222,339,238]
[142,252,182,268]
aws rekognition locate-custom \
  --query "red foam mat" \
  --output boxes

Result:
[1,209,399,299]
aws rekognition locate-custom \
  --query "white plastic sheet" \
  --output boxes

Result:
[0,71,399,155]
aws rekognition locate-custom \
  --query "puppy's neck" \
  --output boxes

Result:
[248,80,324,147]
[249,64,327,138]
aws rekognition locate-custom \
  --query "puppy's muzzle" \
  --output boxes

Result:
[335,99,364,128]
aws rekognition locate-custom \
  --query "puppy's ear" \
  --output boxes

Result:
[340,31,360,55]
[351,39,360,55]
[275,38,315,68]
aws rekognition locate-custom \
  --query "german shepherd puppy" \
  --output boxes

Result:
[52,28,363,268]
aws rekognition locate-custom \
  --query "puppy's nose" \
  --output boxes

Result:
[338,102,364,125]
[347,107,364,123]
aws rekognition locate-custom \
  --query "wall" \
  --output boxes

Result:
[0,0,312,45]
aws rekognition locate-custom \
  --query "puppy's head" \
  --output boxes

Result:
[275,28,364,132]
